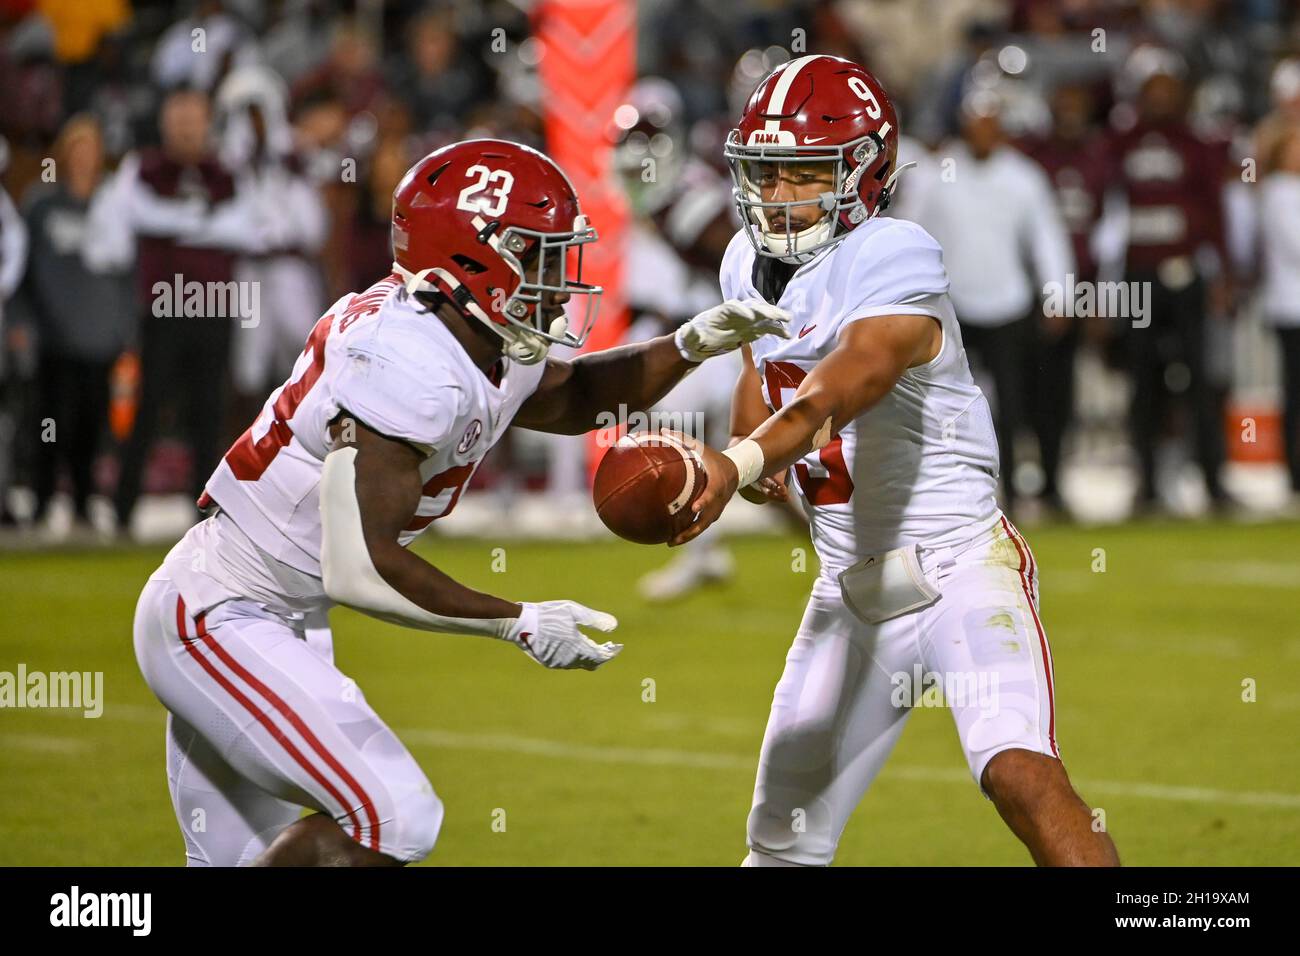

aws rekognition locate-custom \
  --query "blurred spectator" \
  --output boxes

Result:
[260,0,334,86]
[1103,46,1231,510]
[37,0,131,113]
[152,0,253,93]
[0,139,27,342]
[0,136,29,526]
[1258,123,1300,503]
[1254,57,1300,179]
[213,64,326,405]
[84,30,156,161]
[291,19,385,119]
[842,0,1004,109]
[94,88,253,533]
[909,18,1005,146]
[915,89,1074,514]
[37,0,129,64]
[1018,82,1109,512]
[21,114,131,530]
[391,8,493,136]
[0,8,66,155]
[336,132,409,298]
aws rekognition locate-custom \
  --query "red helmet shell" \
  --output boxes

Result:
[391,139,599,351]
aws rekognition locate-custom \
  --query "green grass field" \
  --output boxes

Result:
[2,518,1299,866]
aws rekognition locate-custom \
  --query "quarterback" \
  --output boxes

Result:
[131,139,788,866]
[676,55,1120,866]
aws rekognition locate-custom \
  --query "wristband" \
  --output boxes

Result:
[722,438,765,488]
[506,602,540,646]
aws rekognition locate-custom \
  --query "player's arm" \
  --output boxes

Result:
[513,300,790,435]
[729,343,771,438]
[669,313,940,546]
[730,343,789,505]
[318,413,621,669]
[511,334,694,435]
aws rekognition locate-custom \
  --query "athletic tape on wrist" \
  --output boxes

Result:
[722,438,765,488]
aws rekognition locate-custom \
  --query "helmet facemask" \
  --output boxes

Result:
[493,216,602,362]
[725,129,888,264]
[396,214,602,366]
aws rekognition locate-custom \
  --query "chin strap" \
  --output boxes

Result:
[501,330,549,365]
[766,156,922,261]
[876,160,918,216]
[392,260,553,366]
[762,217,834,264]
[884,160,918,191]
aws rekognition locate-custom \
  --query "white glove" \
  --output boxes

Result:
[505,601,622,670]
[673,299,791,362]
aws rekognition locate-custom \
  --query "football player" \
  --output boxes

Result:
[131,139,788,866]
[675,55,1120,866]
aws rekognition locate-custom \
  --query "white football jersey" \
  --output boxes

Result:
[199,273,546,588]
[721,218,1001,569]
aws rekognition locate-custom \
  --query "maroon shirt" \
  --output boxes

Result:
[135,148,237,304]
[1103,119,1228,273]
[1016,133,1108,280]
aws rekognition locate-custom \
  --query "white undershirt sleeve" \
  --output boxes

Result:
[318,446,520,639]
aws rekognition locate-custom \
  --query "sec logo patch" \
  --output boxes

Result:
[457,419,483,455]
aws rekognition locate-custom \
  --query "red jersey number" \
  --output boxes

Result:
[762,360,854,506]
[227,314,332,481]
[225,275,396,482]
[224,275,473,526]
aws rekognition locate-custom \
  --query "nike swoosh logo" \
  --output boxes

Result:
[803,136,828,144]
[798,324,817,338]
[519,632,532,645]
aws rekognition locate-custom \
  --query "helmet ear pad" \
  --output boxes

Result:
[839,131,893,228]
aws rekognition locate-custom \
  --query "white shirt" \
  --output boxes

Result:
[720,218,1001,568]
[914,143,1075,325]
[1259,173,1300,326]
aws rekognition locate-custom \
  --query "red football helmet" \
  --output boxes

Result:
[725,54,904,263]
[392,139,601,364]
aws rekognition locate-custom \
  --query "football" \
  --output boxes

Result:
[593,430,708,544]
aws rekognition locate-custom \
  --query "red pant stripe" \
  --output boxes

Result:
[175,597,369,846]
[999,517,1058,756]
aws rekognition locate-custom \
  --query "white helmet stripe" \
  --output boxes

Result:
[765,54,821,116]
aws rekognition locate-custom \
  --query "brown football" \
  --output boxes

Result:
[593,430,707,544]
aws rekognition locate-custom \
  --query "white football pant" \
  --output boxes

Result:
[744,517,1058,866]
[133,573,443,865]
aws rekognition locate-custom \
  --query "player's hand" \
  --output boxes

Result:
[738,468,790,505]
[508,600,622,670]
[667,436,739,547]
[674,299,790,362]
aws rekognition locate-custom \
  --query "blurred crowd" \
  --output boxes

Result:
[1,0,1299,542]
